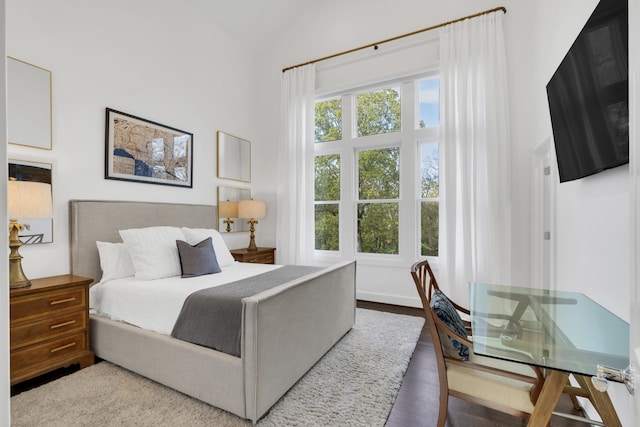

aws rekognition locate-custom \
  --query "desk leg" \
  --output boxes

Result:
[527,370,568,427]
[573,374,622,427]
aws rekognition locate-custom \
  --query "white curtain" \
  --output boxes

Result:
[439,11,511,303]
[276,64,316,264]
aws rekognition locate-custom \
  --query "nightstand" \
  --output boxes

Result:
[230,247,276,264]
[10,274,95,385]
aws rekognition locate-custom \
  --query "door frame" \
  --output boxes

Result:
[531,138,557,290]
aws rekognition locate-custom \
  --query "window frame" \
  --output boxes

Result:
[312,73,440,266]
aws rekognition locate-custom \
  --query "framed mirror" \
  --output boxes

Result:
[217,131,251,182]
[8,159,53,244]
[217,186,251,232]
[7,57,52,150]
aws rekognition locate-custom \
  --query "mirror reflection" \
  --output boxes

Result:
[217,131,251,182]
[7,57,52,150]
[218,186,251,232]
[9,159,53,244]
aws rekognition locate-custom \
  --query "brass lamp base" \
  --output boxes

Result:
[223,218,234,233]
[246,218,258,251]
[9,220,31,289]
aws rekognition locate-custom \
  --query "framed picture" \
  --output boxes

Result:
[7,57,52,150]
[105,108,193,188]
[8,159,53,244]
[217,131,251,182]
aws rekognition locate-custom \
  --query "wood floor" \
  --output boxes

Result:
[358,301,592,427]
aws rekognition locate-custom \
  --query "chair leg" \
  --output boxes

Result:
[437,391,448,427]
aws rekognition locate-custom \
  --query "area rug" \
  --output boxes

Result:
[11,308,424,427]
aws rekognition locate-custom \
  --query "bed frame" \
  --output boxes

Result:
[69,200,356,422]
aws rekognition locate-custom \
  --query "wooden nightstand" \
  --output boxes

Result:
[10,274,95,385]
[230,247,276,264]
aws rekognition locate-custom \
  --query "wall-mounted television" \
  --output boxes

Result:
[546,0,628,183]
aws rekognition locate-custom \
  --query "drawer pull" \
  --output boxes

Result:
[50,320,77,329]
[50,297,76,305]
[50,342,76,353]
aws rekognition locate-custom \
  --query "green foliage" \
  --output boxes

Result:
[315,99,342,143]
[356,88,401,137]
[315,204,339,250]
[315,154,340,201]
[357,147,400,254]
[358,148,399,200]
[421,144,439,198]
[421,202,439,256]
[314,155,340,250]
[313,87,437,256]
[357,203,398,254]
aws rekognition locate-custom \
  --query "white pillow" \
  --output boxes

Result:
[96,241,135,282]
[181,227,235,268]
[119,226,186,280]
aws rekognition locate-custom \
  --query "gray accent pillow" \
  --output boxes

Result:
[176,237,221,278]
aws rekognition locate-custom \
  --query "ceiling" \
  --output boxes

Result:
[197,0,306,52]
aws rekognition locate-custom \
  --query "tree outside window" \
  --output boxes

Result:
[356,88,401,137]
[420,141,439,256]
[313,77,439,258]
[315,99,342,143]
[357,147,400,254]
[314,154,340,250]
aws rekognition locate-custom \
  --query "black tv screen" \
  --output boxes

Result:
[546,0,628,183]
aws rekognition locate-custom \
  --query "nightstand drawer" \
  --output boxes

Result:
[244,252,274,263]
[230,247,276,264]
[10,332,87,378]
[10,311,87,350]
[10,287,87,324]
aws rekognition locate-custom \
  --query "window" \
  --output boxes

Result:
[419,141,439,256]
[314,154,340,250]
[356,87,401,137]
[357,147,400,254]
[313,76,439,260]
[417,78,440,128]
[315,98,342,143]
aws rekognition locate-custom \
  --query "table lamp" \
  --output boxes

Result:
[219,200,238,232]
[8,179,53,288]
[238,199,266,251]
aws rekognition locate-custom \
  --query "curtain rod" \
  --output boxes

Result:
[282,6,506,73]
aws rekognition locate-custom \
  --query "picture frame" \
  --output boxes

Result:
[105,108,193,188]
[8,159,53,244]
[217,131,251,183]
[7,57,52,150]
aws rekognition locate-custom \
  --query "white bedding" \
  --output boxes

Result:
[90,262,282,335]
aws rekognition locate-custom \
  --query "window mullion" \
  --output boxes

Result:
[341,94,355,256]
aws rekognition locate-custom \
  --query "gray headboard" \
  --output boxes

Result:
[69,200,218,283]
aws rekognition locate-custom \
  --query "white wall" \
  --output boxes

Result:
[1,0,9,422]
[6,0,276,280]
[518,0,631,423]
[253,0,535,306]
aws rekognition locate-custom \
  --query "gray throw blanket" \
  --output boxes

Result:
[171,265,322,357]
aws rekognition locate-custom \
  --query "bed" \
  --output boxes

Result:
[69,199,356,423]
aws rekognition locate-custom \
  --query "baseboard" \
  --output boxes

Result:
[356,291,421,308]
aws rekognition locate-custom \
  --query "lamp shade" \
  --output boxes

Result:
[219,200,238,218]
[8,180,53,219]
[238,199,266,219]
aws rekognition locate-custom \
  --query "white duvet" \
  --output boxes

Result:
[90,262,281,335]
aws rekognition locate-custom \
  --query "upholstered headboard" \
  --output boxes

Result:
[69,200,218,283]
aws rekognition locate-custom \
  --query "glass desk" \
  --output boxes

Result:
[469,282,629,427]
